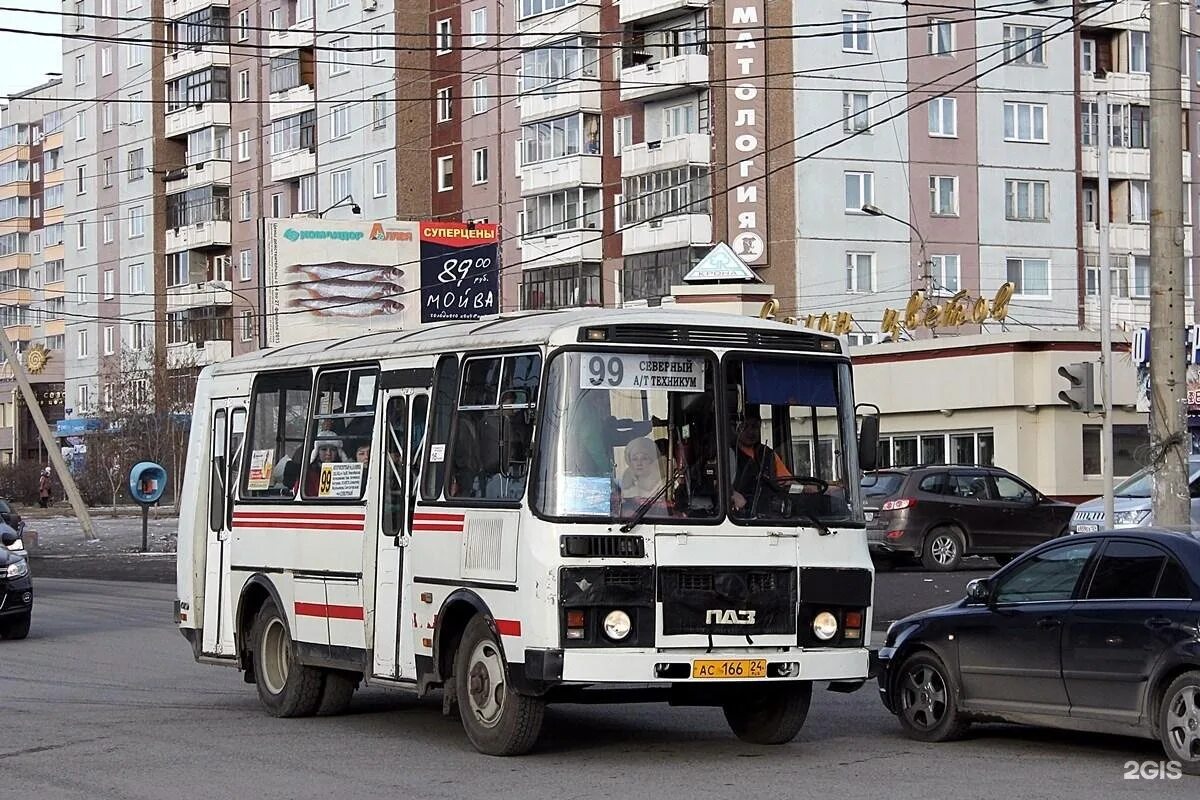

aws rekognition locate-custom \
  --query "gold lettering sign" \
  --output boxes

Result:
[761,283,1016,339]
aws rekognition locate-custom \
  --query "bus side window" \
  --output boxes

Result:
[301,367,378,501]
[422,355,459,500]
[243,370,312,500]
[227,409,247,529]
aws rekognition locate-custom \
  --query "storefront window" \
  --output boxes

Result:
[878,430,993,469]
[1082,425,1148,477]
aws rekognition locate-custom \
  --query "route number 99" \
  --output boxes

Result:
[586,355,624,387]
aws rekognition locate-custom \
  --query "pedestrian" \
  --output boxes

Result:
[37,467,51,508]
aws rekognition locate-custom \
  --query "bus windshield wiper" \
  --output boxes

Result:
[797,512,833,537]
[619,467,676,534]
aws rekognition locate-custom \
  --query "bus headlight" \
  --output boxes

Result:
[603,610,632,641]
[812,611,838,641]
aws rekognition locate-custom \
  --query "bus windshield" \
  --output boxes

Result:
[533,350,721,522]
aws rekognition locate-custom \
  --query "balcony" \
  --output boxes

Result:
[621,213,711,255]
[165,0,230,18]
[518,3,601,49]
[1081,147,1190,181]
[168,338,232,369]
[519,80,601,123]
[44,319,64,338]
[619,0,709,24]
[164,159,232,191]
[164,45,231,82]
[620,53,709,103]
[1083,295,1150,331]
[519,155,603,195]
[43,281,64,301]
[0,254,31,271]
[1080,223,1194,256]
[165,102,231,140]
[519,229,603,270]
[1080,70,1150,99]
[269,84,316,122]
[167,281,233,313]
[271,147,316,183]
[621,133,711,177]
[0,288,33,305]
[269,25,315,51]
[0,182,33,200]
[166,220,232,252]
[3,325,31,343]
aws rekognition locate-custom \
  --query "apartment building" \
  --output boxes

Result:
[0,81,70,464]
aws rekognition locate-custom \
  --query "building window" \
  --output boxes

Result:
[1132,254,1150,297]
[331,103,352,138]
[842,11,870,54]
[101,46,112,76]
[521,262,601,309]
[239,190,252,221]
[928,19,952,55]
[842,92,870,132]
[1081,38,1096,75]
[620,166,709,224]
[167,252,190,286]
[76,220,87,250]
[78,330,89,359]
[522,188,602,236]
[1004,179,1049,222]
[235,10,249,42]
[876,431,993,469]
[331,168,350,201]
[435,19,452,54]
[129,205,145,237]
[102,102,113,132]
[298,175,317,212]
[1003,25,1045,66]
[931,254,960,293]
[127,92,144,124]
[621,247,704,302]
[846,252,875,293]
[520,113,602,164]
[75,112,86,141]
[239,249,252,281]
[436,88,453,122]
[1083,425,1148,476]
[1130,30,1148,73]
[330,37,350,76]
[928,96,957,137]
[436,156,454,191]
[129,262,145,294]
[1086,254,1131,297]
[128,148,144,181]
[473,148,488,185]
[75,54,86,85]
[471,8,487,45]
[472,79,488,115]
[1006,257,1050,296]
[103,325,115,355]
[663,103,697,138]
[844,171,873,213]
[521,38,601,94]
[270,193,283,218]
[125,39,144,68]
[237,130,250,161]
[372,93,387,129]
[370,26,387,63]
[373,161,387,197]
[102,214,114,244]
[237,69,250,100]
[929,175,958,216]
[76,276,87,304]
[1004,101,1048,142]
[1130,180,1150,223]
[240,310,254,342]
[613,115,632,156]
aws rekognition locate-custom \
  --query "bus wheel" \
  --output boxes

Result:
[453,616,545,756]
[316,670,358,716]
[722,681,812,745]
[251,601,323,718]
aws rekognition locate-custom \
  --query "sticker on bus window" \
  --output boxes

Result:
[429,444,446,463]
[579,353,705,392]
[355,374,377,408]
[318,462,364,499]
[560,476,614,515]
[247,449,275,490]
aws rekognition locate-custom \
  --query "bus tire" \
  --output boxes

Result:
[315,669,358,716]
[453,615,544,756]
[722,681,812,745]
[250,600,323,718]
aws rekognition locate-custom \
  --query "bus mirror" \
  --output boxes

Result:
[857,410,880,473]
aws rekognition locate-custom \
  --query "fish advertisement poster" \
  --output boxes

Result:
[419,222,501,323]
[263,218,421,346]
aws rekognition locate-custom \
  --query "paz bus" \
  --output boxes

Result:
[176,308,881,755]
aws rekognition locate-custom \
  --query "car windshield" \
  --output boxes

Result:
[0,500,11,514]
[724,354,857,524]
[861,472,905,498]
[1114,460,1200,498]
[533,350,720,522]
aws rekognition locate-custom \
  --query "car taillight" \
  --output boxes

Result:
[885,529,905,540]
[881,498,916,511]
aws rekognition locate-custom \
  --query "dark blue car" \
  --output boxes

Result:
[877,528,1200,774]
[0,526,31,640]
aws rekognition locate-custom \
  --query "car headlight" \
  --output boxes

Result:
[5,538,23,552]
[5,560,28,579]
[602,610,632,641]
[1112,510,1150,527]
[813,611,839,641]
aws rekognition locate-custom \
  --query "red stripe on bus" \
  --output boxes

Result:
[411,523,464,532]
[412,513,466,521]
[232,512,366,521]
[233,522,364,531]
[295,602,365,620]
[495,619,522,637]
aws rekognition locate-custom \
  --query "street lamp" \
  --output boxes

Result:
[861,204,932,294]
[318,194,361,217]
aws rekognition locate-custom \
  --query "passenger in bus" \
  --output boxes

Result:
[566,389,651,478]
[355,444,370,465]
[619,437,665,500]
[303,430,345,496]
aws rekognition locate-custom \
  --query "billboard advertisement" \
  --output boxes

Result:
[1131,325,1200,414]
[419,221,501,323]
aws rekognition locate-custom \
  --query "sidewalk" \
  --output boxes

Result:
[24,511,178,584]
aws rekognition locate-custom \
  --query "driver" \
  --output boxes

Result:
[730,411,791,515]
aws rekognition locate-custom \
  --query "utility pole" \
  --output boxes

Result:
[1098,93,1115,529]
[0,328,97,541]
[1149,1,1190,526]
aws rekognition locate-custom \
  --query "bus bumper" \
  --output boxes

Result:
[556,646,870,685]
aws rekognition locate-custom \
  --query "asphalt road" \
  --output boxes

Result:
[4,579,1195,799]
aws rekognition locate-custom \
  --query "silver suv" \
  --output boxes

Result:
[1070,455,1200,533]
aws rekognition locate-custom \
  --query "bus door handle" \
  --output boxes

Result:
[217,531,230,542]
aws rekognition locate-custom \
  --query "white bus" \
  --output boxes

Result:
[176,308,881,755]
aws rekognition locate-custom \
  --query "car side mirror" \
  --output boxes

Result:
[0,529,17,547]
[966,578,991,605]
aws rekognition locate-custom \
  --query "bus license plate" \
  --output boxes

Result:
[692,659,768,679]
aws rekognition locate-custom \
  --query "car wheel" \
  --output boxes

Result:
[0,612,30,640]
[922,528,963,572]
[895,651,967,742]
[453,615,545,756]
[1159,671,1200,775]
[250,600,323,717]
[722,681,812,745]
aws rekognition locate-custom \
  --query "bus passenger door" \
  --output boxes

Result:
[202,403,246,656]
[372,389,429,680]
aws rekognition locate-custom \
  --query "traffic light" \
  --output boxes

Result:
[1057,362,1095,412]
